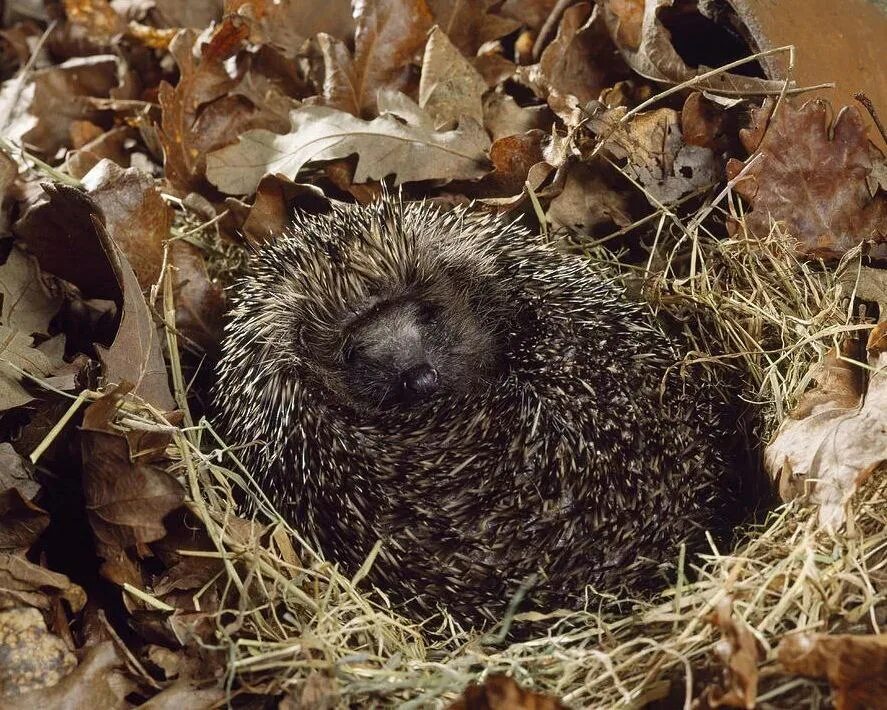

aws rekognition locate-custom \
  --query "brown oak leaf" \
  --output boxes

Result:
[726,99,887,259]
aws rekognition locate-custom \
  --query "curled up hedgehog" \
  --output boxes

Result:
[214,195,756,628]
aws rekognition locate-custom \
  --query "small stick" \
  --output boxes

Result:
[855,92,887,147]
[532,0,578,61]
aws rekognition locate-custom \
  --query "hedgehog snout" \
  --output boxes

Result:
[400,363,439,400]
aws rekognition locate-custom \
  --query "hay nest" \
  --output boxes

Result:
[86,189,885,708]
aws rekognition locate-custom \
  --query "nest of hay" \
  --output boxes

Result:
[95,193,883,707]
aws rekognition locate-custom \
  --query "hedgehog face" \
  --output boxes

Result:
[339,288,498,410]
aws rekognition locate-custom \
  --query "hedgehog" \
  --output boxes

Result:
[214,195,754,628]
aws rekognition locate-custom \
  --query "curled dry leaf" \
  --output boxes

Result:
[547,162,632,236]
[530,3,630,120]
[80,384,184,578]
[587,104,719,205]
[318,0,433,118]
[427,0,519,57]
[0,606,77,698]
[448,674,567,710]
[206,99,491,195]
[599,0,788,96]
[17,184,174,411]
[158,27,291,193]
[0,444,49,553]
[419,26,487,129]
[764,323,887,530]
[169,240,226,354]
[694,597,761,709]
[778,632,887,710]
[0,245,65,412]
[726,99,887,259]
[82,160,173,290]
[0,552,86,613]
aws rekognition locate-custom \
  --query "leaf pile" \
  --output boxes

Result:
[0,0,885,707]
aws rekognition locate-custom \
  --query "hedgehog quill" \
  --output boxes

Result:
[215,196,754,628]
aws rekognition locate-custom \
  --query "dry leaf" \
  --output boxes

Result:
[427,0,520,57]
[778,632,887,710]
[764,323,887,530]
[158,27,291,193]
[0,444,49,553]
[547,162,631,235]
[449,674,566,710]
[206,98,491,195]
[533,3,629,118]
[694,598,761,709]
[419,26,487,130]
[168,240,226,354]
[225,0,353,50]
[13,183,120,301]
[318,0,433,118]
[0,553,86,612]
[726,99,887,259]
[82,160,173,289]
[599,0,788,96]
[587,104,719,205]
[80,385,184,585]
[0,245,62,338]
[0,326,56,411]
[0,607,77,698]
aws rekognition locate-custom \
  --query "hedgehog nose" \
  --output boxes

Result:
[401,363,439,399]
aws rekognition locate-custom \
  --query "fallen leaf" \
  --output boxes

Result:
[0,445,49,552]
[0,245,63,338]
[483,91,552,142]
[13,183,120,301]
[82,160,173,290]
[17,184,174,410]
[694,597,761,709]
[0,326,56,411]
[419,26,487,130]
[168,240,226,354]
[158,27,290,193]
[448,674,566,710]
[226,0,354,50]
[726,99,887,259]
[62,0,127,45]
[547,162,632,236]
[17,55,123,156]
[0,443,40,500]
[0,553,86,612]
[427,0,520,57]
[587,104,719,205]
[778,633,887,710]
[137,680,227,709]
[316,0,432,118]
[225,174,330,244]
[764,323,887,530]
[0,607,77,698]
[80,385,184,584]
[530,3,630,118]
[206,98,491,195]
[598,0,788,96]
[500,0,558,32]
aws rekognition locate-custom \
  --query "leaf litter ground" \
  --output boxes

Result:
[0,1,885,707]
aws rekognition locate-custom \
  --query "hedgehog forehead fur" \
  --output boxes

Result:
[214,195,747,627]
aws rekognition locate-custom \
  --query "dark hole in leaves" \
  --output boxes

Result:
[658,1,766,78]
[680,165,694,178]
